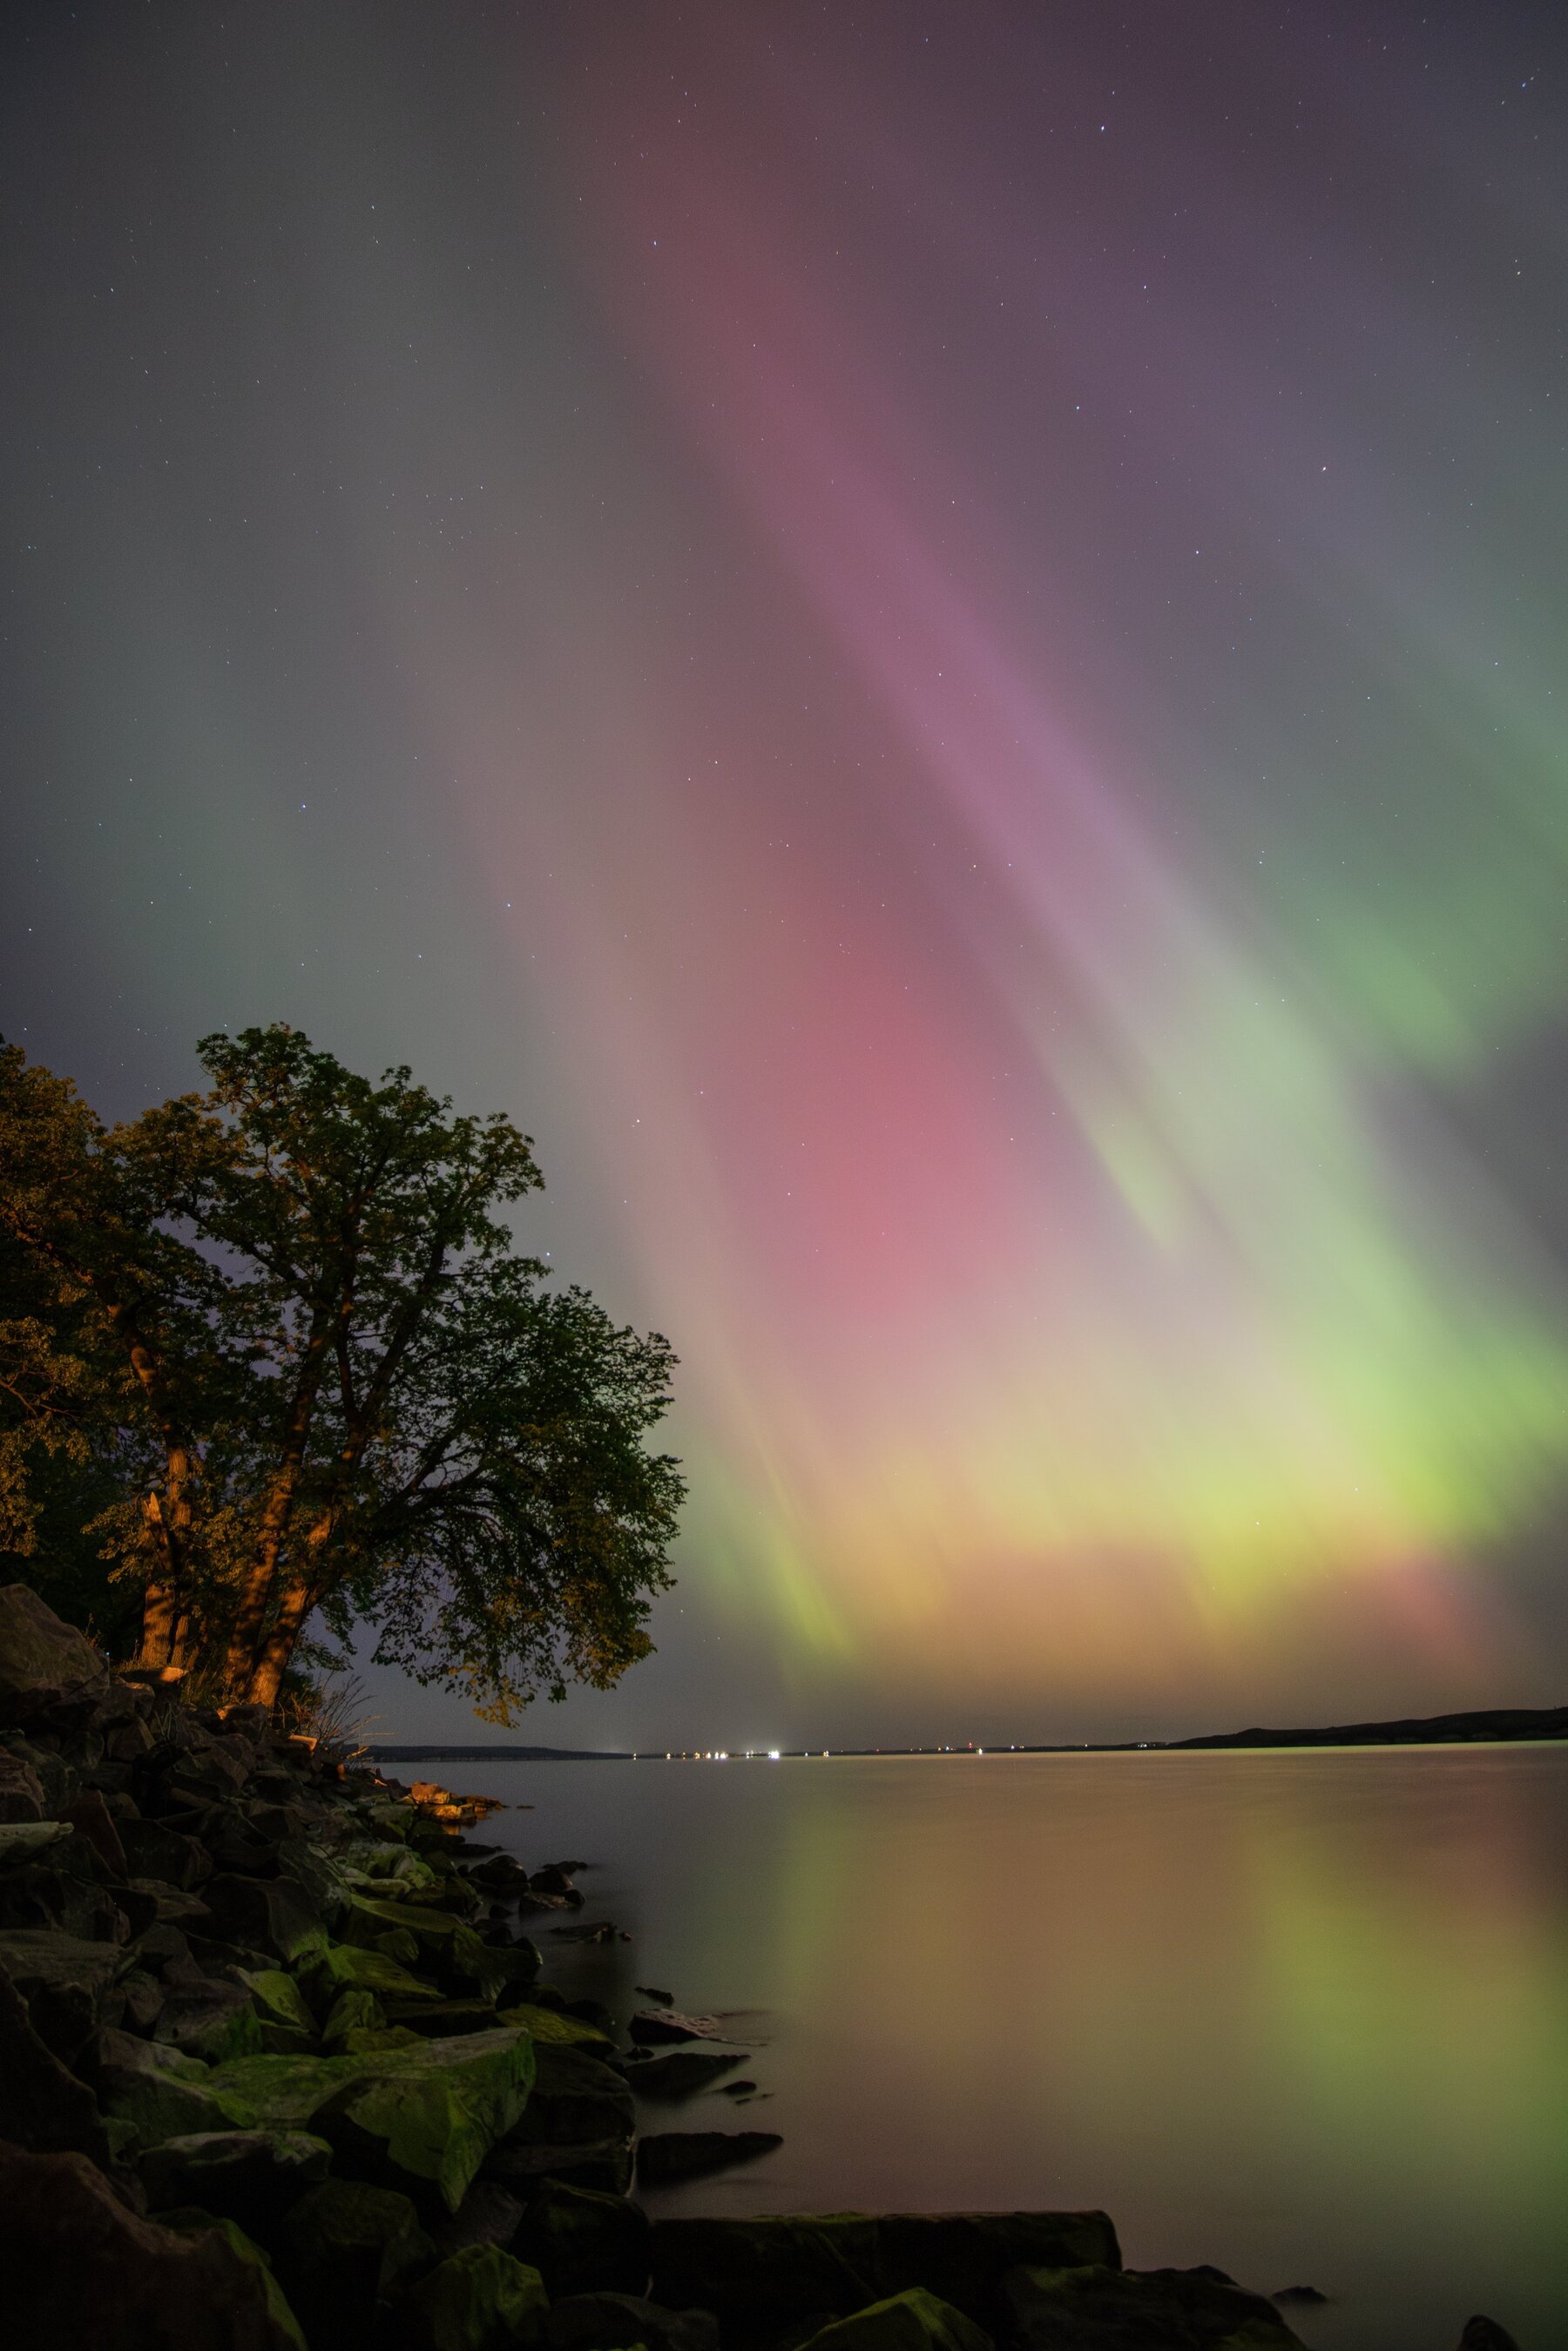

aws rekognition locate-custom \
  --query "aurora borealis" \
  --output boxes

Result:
[5,3,1568,1743]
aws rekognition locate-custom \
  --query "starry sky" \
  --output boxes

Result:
[5,2,1568,1748]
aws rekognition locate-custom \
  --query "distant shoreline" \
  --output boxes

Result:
[371,1699,1568,1764]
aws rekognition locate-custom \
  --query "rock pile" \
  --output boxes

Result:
[0,1586,1521,2350]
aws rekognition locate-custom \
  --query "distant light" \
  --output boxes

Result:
[768,1749,781,1760]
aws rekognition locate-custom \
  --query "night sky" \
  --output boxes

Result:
[6,3,1568,1748]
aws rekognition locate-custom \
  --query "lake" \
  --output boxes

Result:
[436,1745,1568,2348]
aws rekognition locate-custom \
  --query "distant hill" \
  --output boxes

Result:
[1167,1704,1568,1749]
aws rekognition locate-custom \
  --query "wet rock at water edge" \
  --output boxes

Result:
[629,2007,739,2046]
[624,2046,748,2101]
[998,2261,1307,2348]
[636,2127,784,2186]
[545,2287,720,2351]
[505,2039,635,2148]
[512,2177,652,2298]
[650,2212,1122,2332]
[636,1983,676,2006]
[798,2288,995,2351]
[1457,2322,1522,2351]
[1273,2283,1330,2305]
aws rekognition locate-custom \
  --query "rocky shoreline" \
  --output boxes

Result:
[0,1585,1519,2350]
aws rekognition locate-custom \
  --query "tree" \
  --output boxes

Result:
[0,1027,685,1713]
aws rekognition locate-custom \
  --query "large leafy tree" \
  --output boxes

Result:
[0,1027,684,1713]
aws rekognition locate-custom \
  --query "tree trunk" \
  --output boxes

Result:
[243,1577,314,1712]
[135,1579,179,1672]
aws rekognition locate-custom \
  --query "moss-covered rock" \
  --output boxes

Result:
[322,1985,388,2048]
[322,2028,537,2215]
[96,2030,240,2145]
[800,2289,993,2351]
[206,2046,372,2130]
[242,1967,320,2037]
[153,1977,263,2064]
[307,1938,443,2003]
[497,2001,612,2050]
[400,2240,549,2349]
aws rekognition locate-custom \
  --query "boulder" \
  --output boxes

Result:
[205,1875,328,1964]
[0,1926,131,2058]
[140,2128,334,2237]
[389,1998,516,2039]
[323,2027,537,2215]
[1457,2326,1521,2351]
[433,2178,526,2260]
[275,2176,437,2348]
[5,1729,78,1812]
[506,2043,635,2149]
[95,2029,240,2145]
[0,1812,69,1854]
[0,1584,107,1727]
[635,2130,782,2187]
[306,1938,443,2003]
[649,2213,1122,2333]
[628,2009,732,2047]
[240,1967,320,2040]
[800,2292,993,2351]
[0,1748,47,1820]
[120,1816,214,1889]
[512,2179,651,2298]
[64,1787,131,1877]
[0,1958,125,2165]
[625,2049,747,2102]
[323,1986,390,2047]
[0,1835,132,1941]
[999,2264,1306,2348]
[0,2138,307,2348]
[484,2133,634,2199]
[498,2000,614,2051]
[155,1976,263,2064]
[400,2240,550,2349]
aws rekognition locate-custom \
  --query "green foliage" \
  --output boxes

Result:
[0,1025,685,1710]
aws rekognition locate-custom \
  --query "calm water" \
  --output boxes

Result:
[445,1746,1568,2349]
